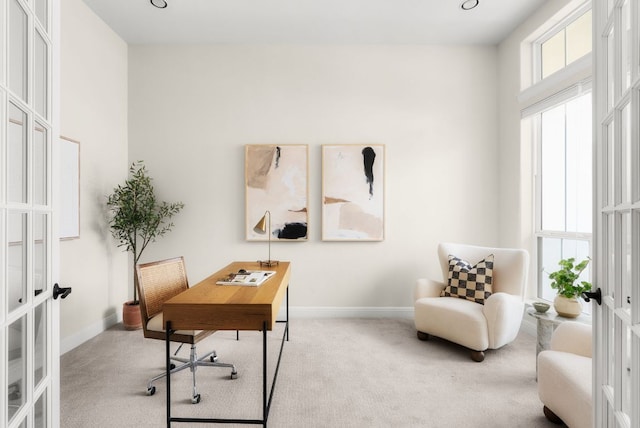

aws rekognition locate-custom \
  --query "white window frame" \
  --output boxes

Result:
[532,85,593,302]
[533,2,593,84]
[521,1,594,304]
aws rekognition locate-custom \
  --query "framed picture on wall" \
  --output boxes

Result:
[322,144,385,241]
[245,144,309,241]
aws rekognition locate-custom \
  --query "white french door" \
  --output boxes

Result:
[1,0,60,427]
[593,0,640,426]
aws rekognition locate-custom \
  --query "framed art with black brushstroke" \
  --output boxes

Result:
[245,144,309,241]
[322,144,385,241]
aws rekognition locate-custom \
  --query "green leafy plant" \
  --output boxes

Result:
[107,161,184,303]
[548,257,592,298]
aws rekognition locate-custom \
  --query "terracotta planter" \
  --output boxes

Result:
[122,301,142,330]
[554,295,582,318]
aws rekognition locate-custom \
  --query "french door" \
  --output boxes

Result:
[1,0,60,427]
[594,0,640,426]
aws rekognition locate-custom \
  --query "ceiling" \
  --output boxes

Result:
[82,0,548,45]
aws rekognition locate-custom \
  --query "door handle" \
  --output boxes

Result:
[582,288,602,305]
[53,283,72,300]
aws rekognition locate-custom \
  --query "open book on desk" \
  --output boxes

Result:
[215,270,276,287]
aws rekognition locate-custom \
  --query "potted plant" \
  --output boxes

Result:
[548,257,592,318]
[107,161,184,330]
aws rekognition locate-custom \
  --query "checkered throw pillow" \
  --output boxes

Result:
[441,254,494,304]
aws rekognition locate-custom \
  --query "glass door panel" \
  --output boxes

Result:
[607,213,615,296]
[606,120,616,207]
[9,0,27,102]
[621,212,631,312]
[33,213,47,295]
[621,0,631,91]
[8,212,27,313]
[35,0,48,32]
[33,123,47,205]
[7,315,26,423]
[622,326,632,416]
[34,303,47,387]
[607,28,615,110]
[34,30,48,119]
[621,103,631,204]
[34,390,46,428]
[607,309,615,386]
[8,102,27,204]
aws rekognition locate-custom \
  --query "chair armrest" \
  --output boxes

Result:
[550,321,592,358]
[482,292,525,349]
[414,278,446,301]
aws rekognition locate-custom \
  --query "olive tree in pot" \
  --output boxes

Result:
[107,161,184,330]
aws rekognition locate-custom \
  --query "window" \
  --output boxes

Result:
[524,3,593,306]
[538,8,592,80]
[536,91,592,302]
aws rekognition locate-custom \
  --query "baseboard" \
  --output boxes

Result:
[286,306,537,338]
[285,306,415,319]
[60,312,120,355]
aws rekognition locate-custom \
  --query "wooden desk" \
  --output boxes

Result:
[163,261,291,427]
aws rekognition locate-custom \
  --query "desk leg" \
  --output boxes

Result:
[166,321,172,427]
[263,321,268,428]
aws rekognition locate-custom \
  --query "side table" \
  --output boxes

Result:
[527,307,591,377]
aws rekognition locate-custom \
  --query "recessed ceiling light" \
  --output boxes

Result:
[460,0,479,10]
[150,0,167,8]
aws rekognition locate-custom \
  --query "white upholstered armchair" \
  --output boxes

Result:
[538,321,592,427]
[414,242,529,362]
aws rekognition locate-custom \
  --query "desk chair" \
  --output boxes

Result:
[136,257,237,404]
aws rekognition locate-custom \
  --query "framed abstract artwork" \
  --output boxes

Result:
[322,144,385,241]
[245,144,309,241]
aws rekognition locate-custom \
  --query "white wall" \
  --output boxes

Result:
[128,45,499,314]
[56,1,571,350]
[59,0,128,352]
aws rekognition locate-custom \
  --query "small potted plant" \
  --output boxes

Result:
[107,161,184,329]
[548,257,592,318]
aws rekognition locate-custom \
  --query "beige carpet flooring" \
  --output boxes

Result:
[61,318,558,427]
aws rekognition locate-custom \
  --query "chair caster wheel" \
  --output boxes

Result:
[210,355,218,362]
[192,394,201,404]
[147,386,156,396]
[231,371,238,380]
[170,363,176,370]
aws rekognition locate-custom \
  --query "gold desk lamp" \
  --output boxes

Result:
[253,210,279,267]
